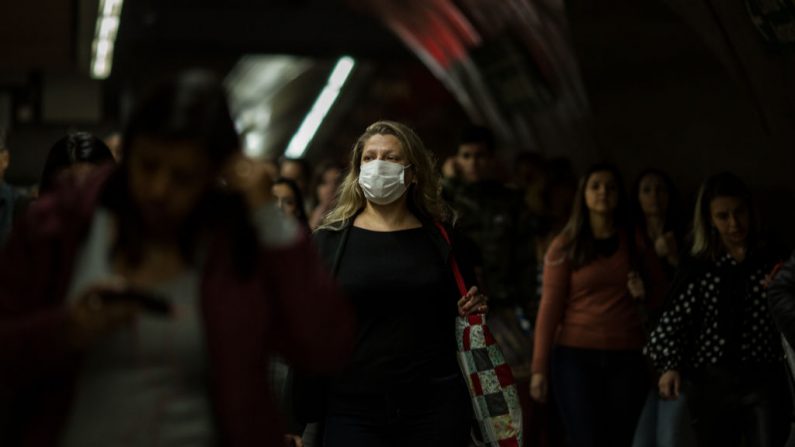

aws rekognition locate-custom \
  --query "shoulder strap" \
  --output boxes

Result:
[434,222,468,296]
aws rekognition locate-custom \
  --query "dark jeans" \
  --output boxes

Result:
[686,365,792,447]
[323,375,472,447]
[551,346,648,447]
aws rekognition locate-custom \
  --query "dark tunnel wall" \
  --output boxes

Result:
[564,0,795,248]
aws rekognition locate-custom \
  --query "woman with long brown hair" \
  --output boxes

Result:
[0,71,353,446]
[531,163,664,447]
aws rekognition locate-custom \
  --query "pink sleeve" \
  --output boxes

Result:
[531,236,571,375]
[0,208,79,387]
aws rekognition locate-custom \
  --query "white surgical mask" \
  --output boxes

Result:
[358,160,411,205]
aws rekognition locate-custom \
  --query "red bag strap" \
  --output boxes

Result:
[434,222,468,296]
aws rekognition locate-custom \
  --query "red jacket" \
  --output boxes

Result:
[0,168,354,446]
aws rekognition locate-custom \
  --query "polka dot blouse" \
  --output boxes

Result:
[645,253,783,373]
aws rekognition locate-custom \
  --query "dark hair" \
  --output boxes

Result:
[458,125,495,154]
[40,132,114,193]
[514,151,544,166]
[691,172,757,260]
[560,163,629,269]
[279,157,312,189]
[311,161,344,203]
[273,177,309,227]
[630,168,685,242]
[121,71,239,164]
[102,70,256,275]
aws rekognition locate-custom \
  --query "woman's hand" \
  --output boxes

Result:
[457,286,488,316]
[223,153,274,209]
[627,271,645,300]
[658,370,681,400]
[66,280,139,349]
[530,372,548,403]
[656,232,679,266]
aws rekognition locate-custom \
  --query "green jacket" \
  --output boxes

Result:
[443,179,538,307]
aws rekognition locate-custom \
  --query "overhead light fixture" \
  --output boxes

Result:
[244,131,267,158]
[284,56,355,158]
[91,0,125,79]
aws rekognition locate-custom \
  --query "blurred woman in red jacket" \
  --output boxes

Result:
[0,71,353,447]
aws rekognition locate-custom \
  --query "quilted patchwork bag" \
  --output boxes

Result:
[436,223,524,447]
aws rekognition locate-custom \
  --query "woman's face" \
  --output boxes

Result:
[638,173,669,217]
[360,134,414,183]
[709,196,749,248]
[272,183,299,218]
[316,167,341,205]
[584,170,619,214]
[127,137,214,234]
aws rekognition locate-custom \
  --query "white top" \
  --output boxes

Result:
[60,209,216,447]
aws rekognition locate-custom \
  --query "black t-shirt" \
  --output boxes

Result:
[329,226,461,396]
[594,234,620,258]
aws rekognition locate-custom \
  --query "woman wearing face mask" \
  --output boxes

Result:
[645,172,790,447]
[312,120,487,446]
[530,164,665,447]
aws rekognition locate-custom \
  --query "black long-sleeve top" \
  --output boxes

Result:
[313,221,478,403]
[645,251,783,374]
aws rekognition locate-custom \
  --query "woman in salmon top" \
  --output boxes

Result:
[530,164,663,447]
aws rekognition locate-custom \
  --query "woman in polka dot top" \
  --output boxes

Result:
[644,172,790,447]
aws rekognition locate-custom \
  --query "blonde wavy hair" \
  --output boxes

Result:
[318,120,450,230]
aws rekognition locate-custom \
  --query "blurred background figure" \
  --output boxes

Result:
[262,158,280,181]
[511,151,547,217]
[39,132,115,194]
[280,157,313,204]
[645,172,790,447]
[629,168,695,447]
[273,176,310,229]
[441,155,459,181]
[103,132,124,162]
[0,135,21,248]
[308,161,343,230]
[0,71,353,447]
[0,128,32,252]
[631,169,686,275]
[442,125,537,363]
[531,164,665,447]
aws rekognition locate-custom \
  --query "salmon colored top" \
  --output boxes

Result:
[532,231,664,374]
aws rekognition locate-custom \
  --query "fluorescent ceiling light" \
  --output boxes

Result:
[284,56,355,158]
[98,16,119,41]
[102,0,124,17]
[225,55,311,114]
[91,0,124,79]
